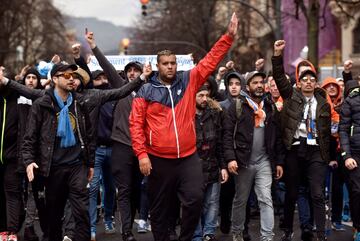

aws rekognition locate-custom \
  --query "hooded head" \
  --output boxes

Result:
[344,79,360,98]
[91,70,109,88]
[124,61,142,81]
[295,60,317,87]
[223,71,246,99]
[321,77,342,105]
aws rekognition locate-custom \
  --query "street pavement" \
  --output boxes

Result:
[24,213,354,241]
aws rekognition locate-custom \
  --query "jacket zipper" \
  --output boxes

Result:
[0,97,6,164]
[167,86,180,158]
[149,130,152,146]
[74,101,85,148]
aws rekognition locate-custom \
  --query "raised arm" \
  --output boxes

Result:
[85,30,127,88]
[343,60,353,83]
[95,62,151,104]
[272,40,293,99]
[6,79,45,100]
[190,13,238,91]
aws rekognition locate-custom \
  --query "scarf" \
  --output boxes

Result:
[54,90,76,148]
[243,92,266,128]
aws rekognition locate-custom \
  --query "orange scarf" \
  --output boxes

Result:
[245,97,266,128]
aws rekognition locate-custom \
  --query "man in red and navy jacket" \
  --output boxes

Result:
[129,13,238,241]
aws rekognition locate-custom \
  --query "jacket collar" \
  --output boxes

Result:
[149,72,183,88]
[39,88,77,111]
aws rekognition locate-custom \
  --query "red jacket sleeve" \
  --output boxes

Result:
[190,34,233,91]
[129,97,149,160]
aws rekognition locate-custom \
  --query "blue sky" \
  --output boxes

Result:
[53,0,140,27]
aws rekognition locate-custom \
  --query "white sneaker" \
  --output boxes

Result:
[137,219,148,233]
[63,236,72,241]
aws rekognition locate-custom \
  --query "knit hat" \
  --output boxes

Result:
[197,85,209,93]
[23,68,41,83]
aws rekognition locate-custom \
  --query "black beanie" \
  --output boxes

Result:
[23,68,41,82]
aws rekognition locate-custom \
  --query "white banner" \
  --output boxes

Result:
[88,55,195,71]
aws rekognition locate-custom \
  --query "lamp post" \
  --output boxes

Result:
[121,38,130,55]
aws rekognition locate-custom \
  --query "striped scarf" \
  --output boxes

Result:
[245,96,266,128]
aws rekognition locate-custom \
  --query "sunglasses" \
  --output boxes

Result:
[55,72,74,79]
[300,76,316,83]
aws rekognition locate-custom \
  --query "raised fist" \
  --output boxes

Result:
[274,40,286,56]
[72,43,81,59]
[85,30,96,49]
[255,58,265,71]
[344,60,353,73]
[226,60,235,70]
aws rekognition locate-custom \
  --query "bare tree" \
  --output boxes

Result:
[0,0,69,73]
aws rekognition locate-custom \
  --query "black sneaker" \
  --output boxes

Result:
[24,226,39,241]
[203,234,217,241]
[122,231,136,241]
[301,227,313,241]
[169,229,178,241]
[243,228,251,241]
[316,233,327,241]
[220,217,231,234]
[281,231,294,241]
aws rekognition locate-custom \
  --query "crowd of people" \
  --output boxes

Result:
[0,12,360,241]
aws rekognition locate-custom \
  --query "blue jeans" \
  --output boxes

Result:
[192,182,220,241]
[89,146,115,233]
[232,161,274,241]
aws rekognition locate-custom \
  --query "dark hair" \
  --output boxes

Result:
[157,50,176,63]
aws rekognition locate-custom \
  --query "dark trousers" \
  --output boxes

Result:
[44,164,90,241]
[111,142,142,233]
[331,154,346,223]
[347,153,360,230]
[139,176,149,220]
[148,153,204,241]
[31,175,49,240]
[219,176,235,233]
[0,165,7,232]
[283,145,327,235]
[3,161,24,233]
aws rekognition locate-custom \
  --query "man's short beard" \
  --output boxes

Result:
[250,90,263,99]
[196,103,207,110]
